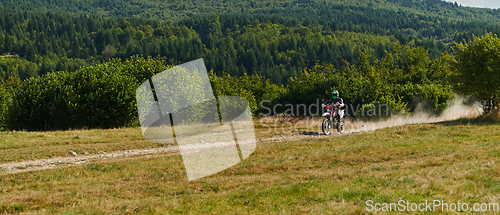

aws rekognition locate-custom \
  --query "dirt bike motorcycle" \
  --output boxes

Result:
[321,103,346,135]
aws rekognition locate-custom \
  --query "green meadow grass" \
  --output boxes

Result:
[1,120,500,214]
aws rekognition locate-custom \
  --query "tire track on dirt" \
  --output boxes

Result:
[0,132,335,175]
[0,146,179,175]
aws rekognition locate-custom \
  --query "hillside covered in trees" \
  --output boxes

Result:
[2,0,500,25]
[0,0,499,130]
[1,2,500,84]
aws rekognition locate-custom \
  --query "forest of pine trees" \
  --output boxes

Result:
[1,7,499,84]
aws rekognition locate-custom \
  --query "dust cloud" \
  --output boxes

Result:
[347,98,483,133]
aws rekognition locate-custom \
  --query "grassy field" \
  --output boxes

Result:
[1,119,500,214]
[0,128,160,163]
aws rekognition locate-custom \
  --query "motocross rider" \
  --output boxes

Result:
[322,90,344,122]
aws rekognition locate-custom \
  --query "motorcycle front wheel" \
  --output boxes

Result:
[337,118,346,134]
[322,117,331,135]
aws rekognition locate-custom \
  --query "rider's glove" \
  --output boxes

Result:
[321,104,326,107]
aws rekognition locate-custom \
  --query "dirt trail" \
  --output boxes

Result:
[0,147,178,175]
[0,133,333,175]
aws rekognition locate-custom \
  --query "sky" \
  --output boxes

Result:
[443,0,500,9]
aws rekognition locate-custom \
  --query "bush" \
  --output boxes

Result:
[7,56,168,131]
[209,72,284,118]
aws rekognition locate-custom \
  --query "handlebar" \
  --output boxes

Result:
[323,103,343,107]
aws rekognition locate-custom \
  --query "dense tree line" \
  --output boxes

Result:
[0,9,389,84]
[273,43,454,117]
[2,0,500,26]
[1,8,500,84]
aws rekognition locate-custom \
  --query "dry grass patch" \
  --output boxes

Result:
[0,127,160,163]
